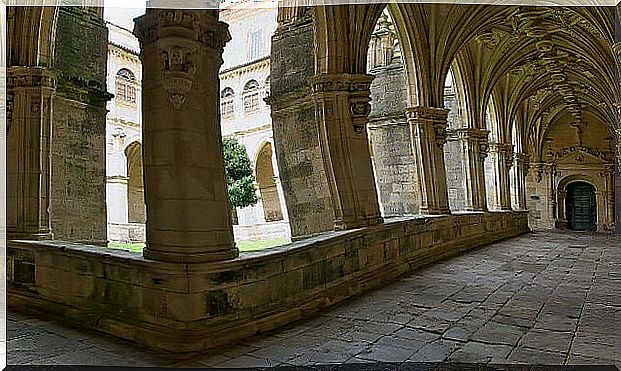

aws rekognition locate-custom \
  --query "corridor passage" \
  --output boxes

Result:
[7,231,620,367]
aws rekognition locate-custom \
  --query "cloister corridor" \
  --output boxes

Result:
[7,231,620,368]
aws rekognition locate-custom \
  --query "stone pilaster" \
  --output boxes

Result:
[448,128,489,212]
[134,9,237,263]
[406,106,451,215]
[268,8,334,240]
[311,73,383,230]
[7,67,55,240]
[488,142,514,211]
[513,152,529,210]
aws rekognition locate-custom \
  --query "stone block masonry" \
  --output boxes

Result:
[8,211,528,355]
[50,7,111,244]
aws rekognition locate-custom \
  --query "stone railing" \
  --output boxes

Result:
[8,211,528,355]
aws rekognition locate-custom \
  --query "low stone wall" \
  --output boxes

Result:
[8,211,528,356]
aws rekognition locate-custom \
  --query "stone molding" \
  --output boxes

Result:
[134,10,230,51]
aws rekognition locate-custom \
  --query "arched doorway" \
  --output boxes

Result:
[256,143,283,222]
[565,182,596,231]
[125,142,146,224]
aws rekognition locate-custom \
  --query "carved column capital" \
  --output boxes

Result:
[134,9,230,51]
[134,10,230,110]
[8,66,56,90]
[310,73,375,133]
[405,106,450,147]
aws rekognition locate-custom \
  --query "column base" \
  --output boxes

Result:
[143,244,239,264]
[335,216,384,231]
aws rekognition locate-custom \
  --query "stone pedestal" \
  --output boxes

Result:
[406,106,451,215]
[7,67,55,240]
[448,128,489,212]
[311,73,383,230]
[134,9,237,263]
[488,142,514,211]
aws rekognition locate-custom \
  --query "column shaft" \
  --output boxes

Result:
[406,107,451,215]
[311,74,383,230]
[134,9,237,263]
[513,152,529,210]
[7,67,55,240]
[449,128,489,212]
[489,142,514,211]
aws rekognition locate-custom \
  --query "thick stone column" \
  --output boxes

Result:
[134,9,237,263]
[488,142,514,211]
[406,107,451,215]
[513,152,529,210]
[449,128,489,212]
[7,67,55,240]
[311,74,383,230]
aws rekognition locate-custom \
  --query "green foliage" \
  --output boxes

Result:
[222,137,258,209]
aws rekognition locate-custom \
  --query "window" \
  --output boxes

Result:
[115,68,137,104]
[249,29,263,60]
[243,80,260,114]
[220,87,235,120]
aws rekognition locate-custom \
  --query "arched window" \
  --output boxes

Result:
[115,68,137,104]
[220,87,235,120]
[243,80,260,114]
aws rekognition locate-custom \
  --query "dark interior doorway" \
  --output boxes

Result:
[565,182,596,231]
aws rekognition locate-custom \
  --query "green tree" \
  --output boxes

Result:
[222,137,258,208]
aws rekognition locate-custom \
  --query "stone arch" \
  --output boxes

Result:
[255,142,283,222]
[125,141,146,224]
[8,6,59,67]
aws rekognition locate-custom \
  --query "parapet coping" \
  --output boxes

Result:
[9,211,527,273]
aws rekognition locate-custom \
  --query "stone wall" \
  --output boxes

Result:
[8,211,529,355]
[269,11,334,239]
[367,62,419,216]
[50,8,110,244]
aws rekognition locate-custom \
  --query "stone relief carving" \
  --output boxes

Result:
[161,46,196,110]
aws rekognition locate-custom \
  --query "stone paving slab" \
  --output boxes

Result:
[7,231,621,368]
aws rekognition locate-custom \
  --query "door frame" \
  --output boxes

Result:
[564,180,597,231]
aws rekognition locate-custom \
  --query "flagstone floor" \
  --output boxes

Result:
[6,231,620,368]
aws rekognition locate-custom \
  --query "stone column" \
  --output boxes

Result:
[488,142,514,211]
[311,73,384,230]
[450,128,489,212]
[134,9,237,263]
[406,107,451,215]
[513,152,529,210]
[7,67,55,240]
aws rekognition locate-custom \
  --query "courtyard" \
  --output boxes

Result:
[7,231,620,367]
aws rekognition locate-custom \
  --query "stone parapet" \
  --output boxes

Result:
[8,211,528,355]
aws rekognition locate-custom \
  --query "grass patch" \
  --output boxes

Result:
[107,242,144,253]
[237,238,289,252]
[107,239,289,254]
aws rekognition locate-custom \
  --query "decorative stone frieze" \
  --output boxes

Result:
[406,106,451,215]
